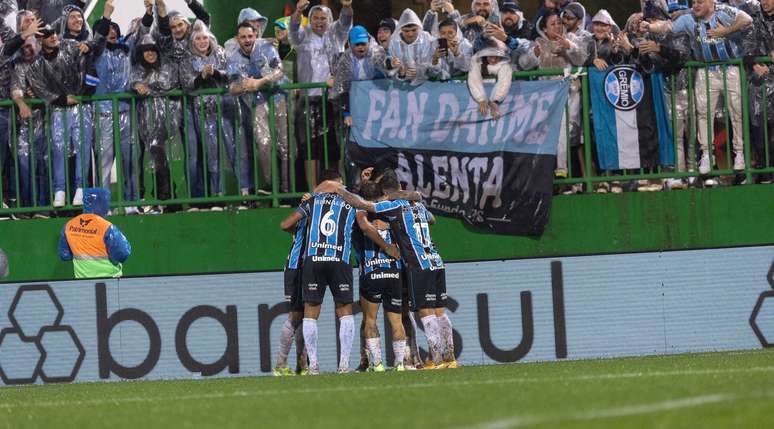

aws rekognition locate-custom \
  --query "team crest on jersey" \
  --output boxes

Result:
[604,66,644,111]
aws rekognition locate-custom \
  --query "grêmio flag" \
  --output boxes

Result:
[347,79,570,236]
[589,65,675,170]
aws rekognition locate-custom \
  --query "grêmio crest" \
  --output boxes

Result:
[604,66,644,111]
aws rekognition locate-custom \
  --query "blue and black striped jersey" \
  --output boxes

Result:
[285,216,307,270]
[353,211,402,275]
[297,193,357,263]
[374,200,443,271]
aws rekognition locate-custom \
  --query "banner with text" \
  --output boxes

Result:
[348,79,570,236]
[0,246,771,386]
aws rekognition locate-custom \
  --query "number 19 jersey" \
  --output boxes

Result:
[297,193,358,263]
[374,200,444,271]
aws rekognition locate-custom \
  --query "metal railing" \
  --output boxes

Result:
[0,59,773,217]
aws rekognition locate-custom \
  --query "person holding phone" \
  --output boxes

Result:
[422,0,461,37]
[461,0,501,46]
[428,19,472,81]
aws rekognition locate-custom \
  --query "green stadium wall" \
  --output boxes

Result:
[2,186,773,284]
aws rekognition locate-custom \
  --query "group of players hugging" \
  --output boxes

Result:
[275,167,456,375]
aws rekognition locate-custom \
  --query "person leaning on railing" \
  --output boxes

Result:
[226,21,275,200]
[742,0,774,184]
[426,18,472,82]
[155,0,211,201]
[27,24,98,208]
[640,1,695,189]
[10,19,49,213]
[386,8,435,86]
[670,0,753,175]
[528,11,587,181]
[250,15,291,195]
[289,0,352,189]
[92,0,140,215]
[130,34,179,213]
[180,20,232,210]
[330,25,387,187]
[2,11,39,212]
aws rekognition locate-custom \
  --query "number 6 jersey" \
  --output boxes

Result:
[297,193,358,264]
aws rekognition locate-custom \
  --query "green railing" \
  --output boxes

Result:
[1,60,773,217]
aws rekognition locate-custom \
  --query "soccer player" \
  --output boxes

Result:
[318,170,457,369]
[273,198,310,376]
[280,170,397,374]
[354,181,407,372]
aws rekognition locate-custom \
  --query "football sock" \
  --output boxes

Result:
[294,320,306,370]
[408,312,421,365]
[436,313,455,361]
[393,340,407,367]
[421,315,442,363]
[303,318,319,370]
[338,315,355,370]
[366,337,382,366]
[276,319,295,368]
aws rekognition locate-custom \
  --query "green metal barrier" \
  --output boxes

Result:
[0,61,773,217]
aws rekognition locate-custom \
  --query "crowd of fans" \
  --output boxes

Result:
[0,0,773,220]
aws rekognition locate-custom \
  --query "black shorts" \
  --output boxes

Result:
[284,268,304,312]
[359,269,402,313]
[405,267,447,312]
[301,261,354,305]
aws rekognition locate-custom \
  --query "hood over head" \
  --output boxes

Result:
[83,188,111,217]
[397,8,422,29]
[189,20,218,55]
[561,2,587,29]
[592,9,617,28]
[307,5,334,27]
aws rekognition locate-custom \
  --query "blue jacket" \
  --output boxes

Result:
[59,188,131,267]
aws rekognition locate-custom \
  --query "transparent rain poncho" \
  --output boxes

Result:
[289,4,351,94]
[130,38,183,200]
[387,8,436,85]
[27,39,93,194]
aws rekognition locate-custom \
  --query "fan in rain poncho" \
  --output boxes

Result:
[0,7,24,207]
[422,0,463,37]
[460,0,501,47]
[155,0,210,199]
[289,0,353,186]
[224,8,268,58]
[180,20,243,200]
[526,11,587,178]
[427,18,473,81]
[28,0,92,25]
[8,12,46,208]
[250,15,291,194]
[92,3,140,213]
[130,34,180,205]
[28,23,98,208]
[741,0,774,182]
[330,25,387,186]
[467,38,511,119]
[387,8,436,85]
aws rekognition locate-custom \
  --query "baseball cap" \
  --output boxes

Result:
[349,25,369,45]
[500,1,522,13]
